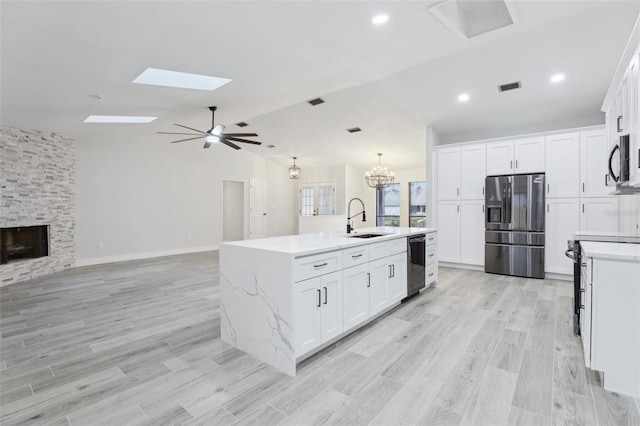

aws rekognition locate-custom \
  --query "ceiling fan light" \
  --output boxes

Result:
[205,135,220,144]
[210,124,224,136]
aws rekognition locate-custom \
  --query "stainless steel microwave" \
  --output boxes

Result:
[608,134,630,185]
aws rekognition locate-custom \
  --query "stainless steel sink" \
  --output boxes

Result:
[347,233,388,239]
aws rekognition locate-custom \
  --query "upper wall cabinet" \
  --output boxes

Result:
[545,132,580,198]
[460,145,486,199]
[514,137,545,174]
[437,148,461,200]
[486,140,514,176]
[579,129,609,197]
[486,138,545,176]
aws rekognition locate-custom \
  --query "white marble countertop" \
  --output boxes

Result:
[581,241,640,262]
[221,226,436,257]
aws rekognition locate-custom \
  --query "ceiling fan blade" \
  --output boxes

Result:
[158,131,202,135]
[174,124,206,134]
[221,133,259,137]
[221,140,242,150]
[225,136,262,146]
[170,136,204,144]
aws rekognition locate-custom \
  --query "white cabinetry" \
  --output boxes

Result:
[545,198,580,274]
[460,145,486,199]
[437,201,460,263]
[514,137,545,174]
[294,271,343,355]
[486,138,545,176]
[460,200,484,266]
[426,232,438,285]
[437,148,461,199]
[486,140,514,176]
[579,256,592,367]
[580,198,619,233]
[579,130,610,196]
[342,263,370,331]
[545,133,580,198]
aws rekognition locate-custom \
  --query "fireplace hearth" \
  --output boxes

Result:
[1,226,49,265]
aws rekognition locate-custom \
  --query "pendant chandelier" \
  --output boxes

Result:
[365,153,395,188]
[288,156,301,179]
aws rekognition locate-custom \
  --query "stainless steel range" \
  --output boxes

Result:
[565,232,640,335]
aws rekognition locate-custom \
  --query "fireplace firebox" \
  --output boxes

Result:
[0,226,49,265]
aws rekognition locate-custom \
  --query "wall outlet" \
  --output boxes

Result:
[98,242,104,250]
[187,234,192,241]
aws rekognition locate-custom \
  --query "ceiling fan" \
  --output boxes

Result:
[158,106,262,150]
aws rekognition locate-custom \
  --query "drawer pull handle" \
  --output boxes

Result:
[323,287,328,304]
[351,254,363,259]
[428,254,435,257]
[317,289,321,307]
[428,237,435,241]
[314,262,328,268]
[367,272,371,287]
[428,273,434,277]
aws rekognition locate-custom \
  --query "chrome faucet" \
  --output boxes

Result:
[347,198,366,233]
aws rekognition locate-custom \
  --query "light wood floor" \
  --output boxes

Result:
[1,252,639,426]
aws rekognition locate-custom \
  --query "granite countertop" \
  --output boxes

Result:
[221,226,437,257]
[580,241,640,262]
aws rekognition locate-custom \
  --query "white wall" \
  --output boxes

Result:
[222,181,244,242]
[75,130,295,264]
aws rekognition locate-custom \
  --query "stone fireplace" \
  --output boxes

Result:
[0,126,75,285]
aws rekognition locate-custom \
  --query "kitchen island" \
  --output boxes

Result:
[220,226,436,375]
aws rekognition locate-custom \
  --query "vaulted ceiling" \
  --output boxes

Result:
[2,1,638,170]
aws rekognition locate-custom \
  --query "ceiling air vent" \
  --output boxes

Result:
[235,122,249,127]
[308,97,325,106]
[498,81,521,92]
[347,127,362,133]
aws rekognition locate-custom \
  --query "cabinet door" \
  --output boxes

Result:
[628,54,640,187]
[545,198,580,274]
[320,272,343,342]
[460,200,485,266]
[460,144,486,199]
[545,133,580,198]
[388,252,407,304]
[580,197,619,233]
[437,148,461,200]
[369,257,390,316]
[579,129,609,196]
[342,264,370,331]
[437,201,461,263]
[293,278,322,355]
[514,137,545,173]
[486,140,514,176]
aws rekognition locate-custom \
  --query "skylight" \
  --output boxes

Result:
[84,116,157,123]
[132,68,231,91]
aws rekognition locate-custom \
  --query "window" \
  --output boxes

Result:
[299,182,335,216]
[409,181,427,227]
[376,183,400,226]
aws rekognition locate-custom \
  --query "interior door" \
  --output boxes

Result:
[250,178,268,239]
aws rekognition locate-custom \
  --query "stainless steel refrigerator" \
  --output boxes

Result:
[485,174,545,279]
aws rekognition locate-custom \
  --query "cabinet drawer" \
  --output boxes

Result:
[343,245,370,268]
[369,237,407,260]
[427,262,437,285]
[426,244,437,265]
[426,232,437,245]
[294,251,342,282]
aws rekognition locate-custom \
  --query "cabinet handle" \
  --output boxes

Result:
[582,182,585,192]
[482,204,485,213]
[605,173,608,186]
[317,289,321,307]
[547,183,550,193]
[617,115,623,132]
[547,204,549,213]
[582,204,585,213]
[392,264,395,277]
[428,273,435,277]
[457,188,460,196]
[367,272,370,287]
[457,205,459,213]
[313,262,328,268]
[516,160,518,169]
[510,160,513,169]
[323,287,328,304]
[388,265,393,278]
[351,254,363,259]
[482,187,484,195]
[428,237,435,241]
[428,253,435,257]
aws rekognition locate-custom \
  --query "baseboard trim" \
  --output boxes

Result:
[75,245,219,267]
[544,272,572,281]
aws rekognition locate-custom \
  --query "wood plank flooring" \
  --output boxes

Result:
[1,252,639,425]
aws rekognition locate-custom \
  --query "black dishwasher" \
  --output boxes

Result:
[406,234,426,299]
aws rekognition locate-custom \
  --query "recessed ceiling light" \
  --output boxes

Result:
[458,93,470,102]
[372,14,389,25]
[132,68,231,91]
[550,73,565,83]
[83,115,157,123]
